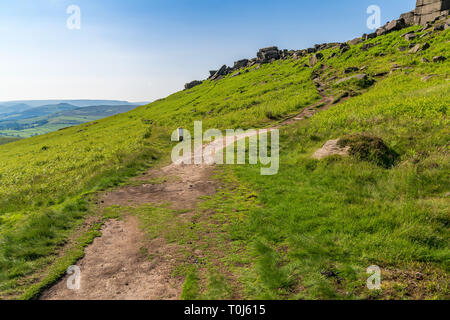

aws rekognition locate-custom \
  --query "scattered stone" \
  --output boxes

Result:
[344,67,359,74]
[184,80,203,90]
[335,74,368,85]
[433,55,446,62]
[409,42,430,54]
[361,43,378,51]
[365,33,377,40]
[374,72,388,77]
[422,74,436,81]
[420,31,432,38]
[339,43,350,54]
[231,72,241,77]
[309,53,323,67]
[398,46,408,52]
[422,57,430,63]
[405,33,416,41]
[433,24,445,31]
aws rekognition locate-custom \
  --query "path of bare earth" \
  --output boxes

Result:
[41,87,335,300]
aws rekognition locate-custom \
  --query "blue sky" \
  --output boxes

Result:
[0,0,416,102]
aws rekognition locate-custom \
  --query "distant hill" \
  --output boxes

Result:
[0,104,139,137]
[0,103,79,121]
[0,100,144,109]
[0,136,21,145]
[0,103,33,116]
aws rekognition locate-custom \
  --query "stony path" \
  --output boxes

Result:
[41,87,336,300]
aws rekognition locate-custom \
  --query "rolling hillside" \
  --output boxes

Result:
[0,21,448,299]
[0,104,141,138]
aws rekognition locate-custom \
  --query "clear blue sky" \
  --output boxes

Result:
[0,0,416,102]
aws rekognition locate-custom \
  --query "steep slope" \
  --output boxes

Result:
[0,21,448,299]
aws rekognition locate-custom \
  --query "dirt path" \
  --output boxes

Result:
[41,87,336,300]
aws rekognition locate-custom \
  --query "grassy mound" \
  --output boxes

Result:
[338,134,398,168]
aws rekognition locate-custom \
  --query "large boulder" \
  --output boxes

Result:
[210,65,229,81]
[257,46,280,64]
[385,18,406,32]
[233,59,249,70]
[184,80,203,90]
[309,53,323,67]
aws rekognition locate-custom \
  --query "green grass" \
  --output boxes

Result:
[0,24,448,299]
[0,137,21,145]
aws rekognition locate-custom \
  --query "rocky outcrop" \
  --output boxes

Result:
[183,2,447,88]
[401,11,416,25]
[414,0,450,25]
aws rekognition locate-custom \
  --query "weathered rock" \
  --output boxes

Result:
[414,0,450,25]
[312,139,350,159]
[335,74,368,85]
[386,18,407,32]
[398,46,408,52]
[400,10,415,25]
[339,43,350,54]
[184,80,203,90]
[409,42,430,53]
[422,57,430,62]
[348,37,363,45]
[422,74,436,81]
[361,43,378,51]
[233,59,249,70]
[432,55,446,62]
[344,67,359,74]
[405,32,417,41]
[433,23,445,30]
[257,46,280,64]
[209,70,217,77]
[376,27,387,36]
[210,65,229,81]
[365,32,377,40]
[309,53,323,67]
[420,31,432,38]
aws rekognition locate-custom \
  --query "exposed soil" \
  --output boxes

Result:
[41,81,337,300]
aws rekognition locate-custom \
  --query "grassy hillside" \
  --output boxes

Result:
[0,23,448,299]
[0,137,21,146]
